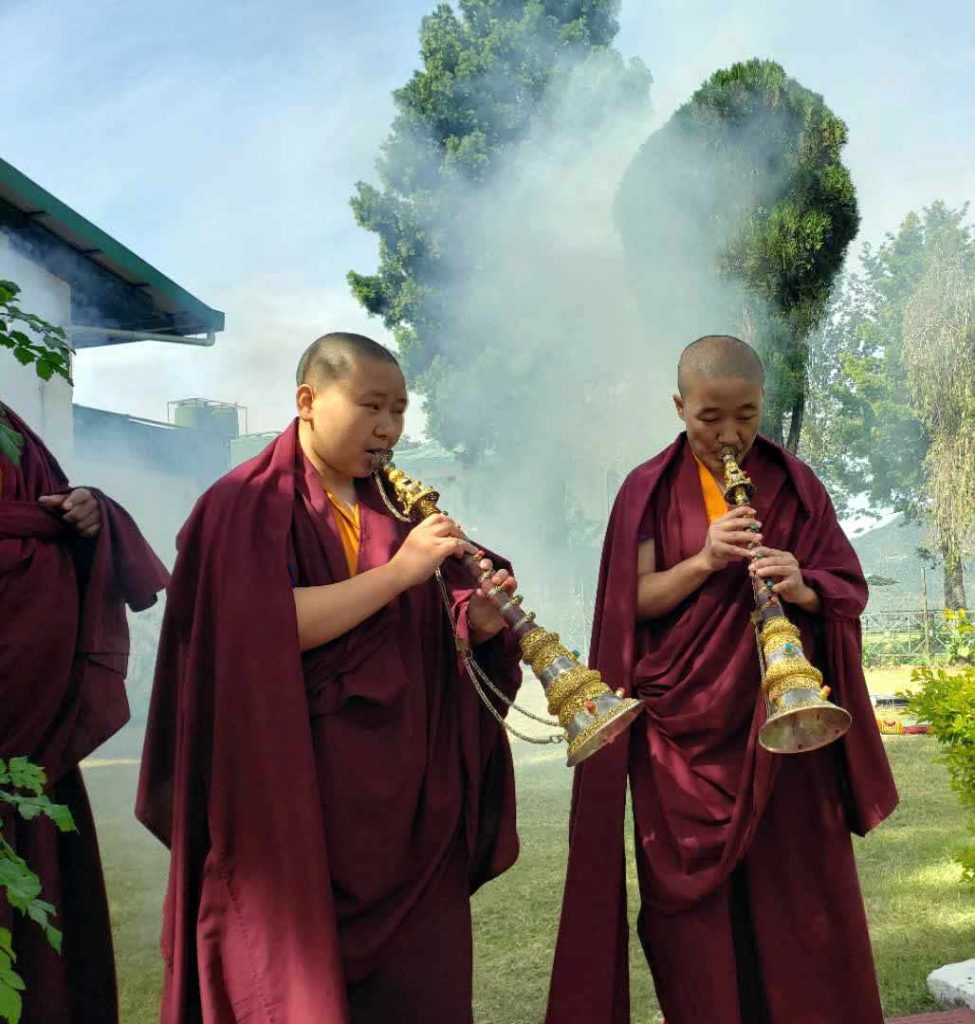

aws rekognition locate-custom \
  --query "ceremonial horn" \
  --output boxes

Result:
[722,447,852,754]
[373,454,643,767]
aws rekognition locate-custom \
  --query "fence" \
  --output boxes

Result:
[540,599,969,668]
[861,609,971,665]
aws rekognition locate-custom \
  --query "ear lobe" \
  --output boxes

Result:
[296,384,315,419]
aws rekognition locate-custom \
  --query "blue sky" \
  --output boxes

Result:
[2,0,973,436]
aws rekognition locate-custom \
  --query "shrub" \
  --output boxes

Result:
[907,664,975,881]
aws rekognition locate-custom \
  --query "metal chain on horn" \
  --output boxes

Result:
[433,569,565,745]
[375,467,564,744]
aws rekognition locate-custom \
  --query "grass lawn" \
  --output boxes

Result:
[862,737,975,1016]
[87,699,973,1022]
[86,760,168,1023]
[865,664,924,695]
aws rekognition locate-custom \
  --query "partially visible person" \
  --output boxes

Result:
[0,404,169,1024]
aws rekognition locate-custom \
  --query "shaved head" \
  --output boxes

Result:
[677,335,764,398]
[296,332,399,386]
[295,332,407,482]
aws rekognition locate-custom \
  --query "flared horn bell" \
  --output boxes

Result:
[379,461,644,767]
[719,446,852,756]
[757,617,851,754]
[564,690,645,767]
[517,626,644,767]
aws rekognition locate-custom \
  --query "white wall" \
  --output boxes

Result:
[70,451,199,567]
[0,232,74,464]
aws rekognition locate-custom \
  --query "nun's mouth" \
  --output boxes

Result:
[368,448,392,470]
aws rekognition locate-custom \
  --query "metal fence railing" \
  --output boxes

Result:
[861,609,971,665]
[541,602,970,668]
[530,592,970,667]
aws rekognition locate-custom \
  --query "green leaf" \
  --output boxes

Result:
[42,922,62,956]
[46,802,76,833]
[25,900,54,932]
[5,792,77,832]
[0,855,42,908]
[7,760,45,795]
[0,953,23,991]
[0,977,22,1024]
[0,426,19,465]
[1,278,73,389]
[11,799,43,823]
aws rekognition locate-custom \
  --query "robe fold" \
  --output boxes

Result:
[0,406,169,1024]
[137,421,522,1024]
[545,434,897,1024]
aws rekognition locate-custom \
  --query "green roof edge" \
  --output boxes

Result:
[0,156,225,333]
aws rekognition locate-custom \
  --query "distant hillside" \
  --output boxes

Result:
[850,515,974,611]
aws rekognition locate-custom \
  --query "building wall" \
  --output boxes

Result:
[0,231,74,461]
[231,433,474,521]
[73,450,201,567]
[73,406,234,565]
[229,431,279,466]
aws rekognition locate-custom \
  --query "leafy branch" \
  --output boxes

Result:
[908,666,975,882]
[0,279,73,466]
[0,758,76,1024]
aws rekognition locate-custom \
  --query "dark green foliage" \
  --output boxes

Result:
[348,0,650,456]
[616,58,858,449]
[0,759,76,1023]
[803,203,975,605]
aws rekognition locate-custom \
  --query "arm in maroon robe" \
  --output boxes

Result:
[544,434,898,1024]
[137,423,521,1024]
[0,405,168,776]
[439,555,523,887]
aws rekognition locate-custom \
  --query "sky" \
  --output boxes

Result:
[2,0,973,438]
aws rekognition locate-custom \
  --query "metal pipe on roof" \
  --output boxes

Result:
[66,326,216,347]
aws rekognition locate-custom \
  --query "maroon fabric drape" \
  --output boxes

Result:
[0,406,168,1023]
[545,434,897,1024]
[137,422,521,1024]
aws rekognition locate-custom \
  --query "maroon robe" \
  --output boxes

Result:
[137,422,522,1024]
[545,435,898,1024]
[0,406,168,1024]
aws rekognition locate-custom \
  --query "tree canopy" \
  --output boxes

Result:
[615,58,859,450]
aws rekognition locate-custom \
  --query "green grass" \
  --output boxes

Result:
[469,747,662,1024]
[866,664,922,695]
[859,736,975,1016]
[85,762,167,1024]
[84,731,973,1023]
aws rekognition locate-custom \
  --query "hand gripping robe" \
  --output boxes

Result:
[0,407,169,1024]
[545,435,898,1024]
[136,422,522,1024]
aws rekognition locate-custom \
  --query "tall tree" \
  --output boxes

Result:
[348,0,650,456]
[615,58,859,451]
[802,202,975,605]
[797,272,869,518]
[903,234,975,608]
